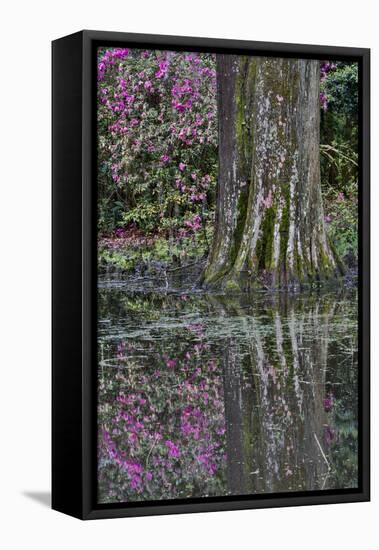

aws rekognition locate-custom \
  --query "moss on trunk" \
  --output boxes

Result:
[202,56,344,291]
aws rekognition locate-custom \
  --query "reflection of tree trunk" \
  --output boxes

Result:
[222,340,247,494]
[299,299,336,488]
[212,292,338,495]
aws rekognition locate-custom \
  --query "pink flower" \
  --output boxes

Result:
[160,154,170,163]
[184,214,202,231]
[320,91,328,110]
[165,440,181,458]
[155,61,169,79]
[112,48,129,59]
[172,100,186,112]
[166,358,177,368]
[179,162,186,172]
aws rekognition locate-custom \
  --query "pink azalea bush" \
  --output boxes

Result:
[97,48,217,238]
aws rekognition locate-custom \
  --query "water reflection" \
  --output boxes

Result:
[97,288,358,503]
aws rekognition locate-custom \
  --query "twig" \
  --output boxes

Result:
[129,260,205,281]
[320,144,358,166]
[146,434,160,468]
[164,260,205,273]
[314,432,331,471]
[321,472,330,490]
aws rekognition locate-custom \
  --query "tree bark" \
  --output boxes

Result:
[202,55,344,290]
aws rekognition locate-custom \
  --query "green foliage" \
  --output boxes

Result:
[98,229,212,275]
[122,203,160,233]
[321,63,358,119]
[323,181,358,267]
[321,62,359,268]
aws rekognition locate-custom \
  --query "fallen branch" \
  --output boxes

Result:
[314,432,331,471]
[146,433,160,468]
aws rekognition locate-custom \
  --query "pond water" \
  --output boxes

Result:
[97,281,358,504]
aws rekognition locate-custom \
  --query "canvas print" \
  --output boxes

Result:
[96,47,359,504]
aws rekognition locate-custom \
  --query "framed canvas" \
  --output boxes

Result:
[52,30,370,520]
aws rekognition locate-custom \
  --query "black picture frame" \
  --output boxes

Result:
[52,30,370,520]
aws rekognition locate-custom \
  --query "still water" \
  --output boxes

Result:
[97,283,358,504]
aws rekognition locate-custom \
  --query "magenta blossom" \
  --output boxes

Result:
[155,61,169,79]
[165,440,181,458]
[320,91,328,111]
[184,214,202,232]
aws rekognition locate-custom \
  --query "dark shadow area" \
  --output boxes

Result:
[22,491,51,508]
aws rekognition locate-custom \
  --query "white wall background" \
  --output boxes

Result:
[0,1,376,547]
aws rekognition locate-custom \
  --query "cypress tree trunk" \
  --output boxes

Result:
[202,55,343,291]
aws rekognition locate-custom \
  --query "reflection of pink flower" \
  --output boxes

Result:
[117,340,126,360]
[324,425,337,447]
[324,394,334,412]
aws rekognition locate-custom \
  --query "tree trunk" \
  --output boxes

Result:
[202,55,344,290]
